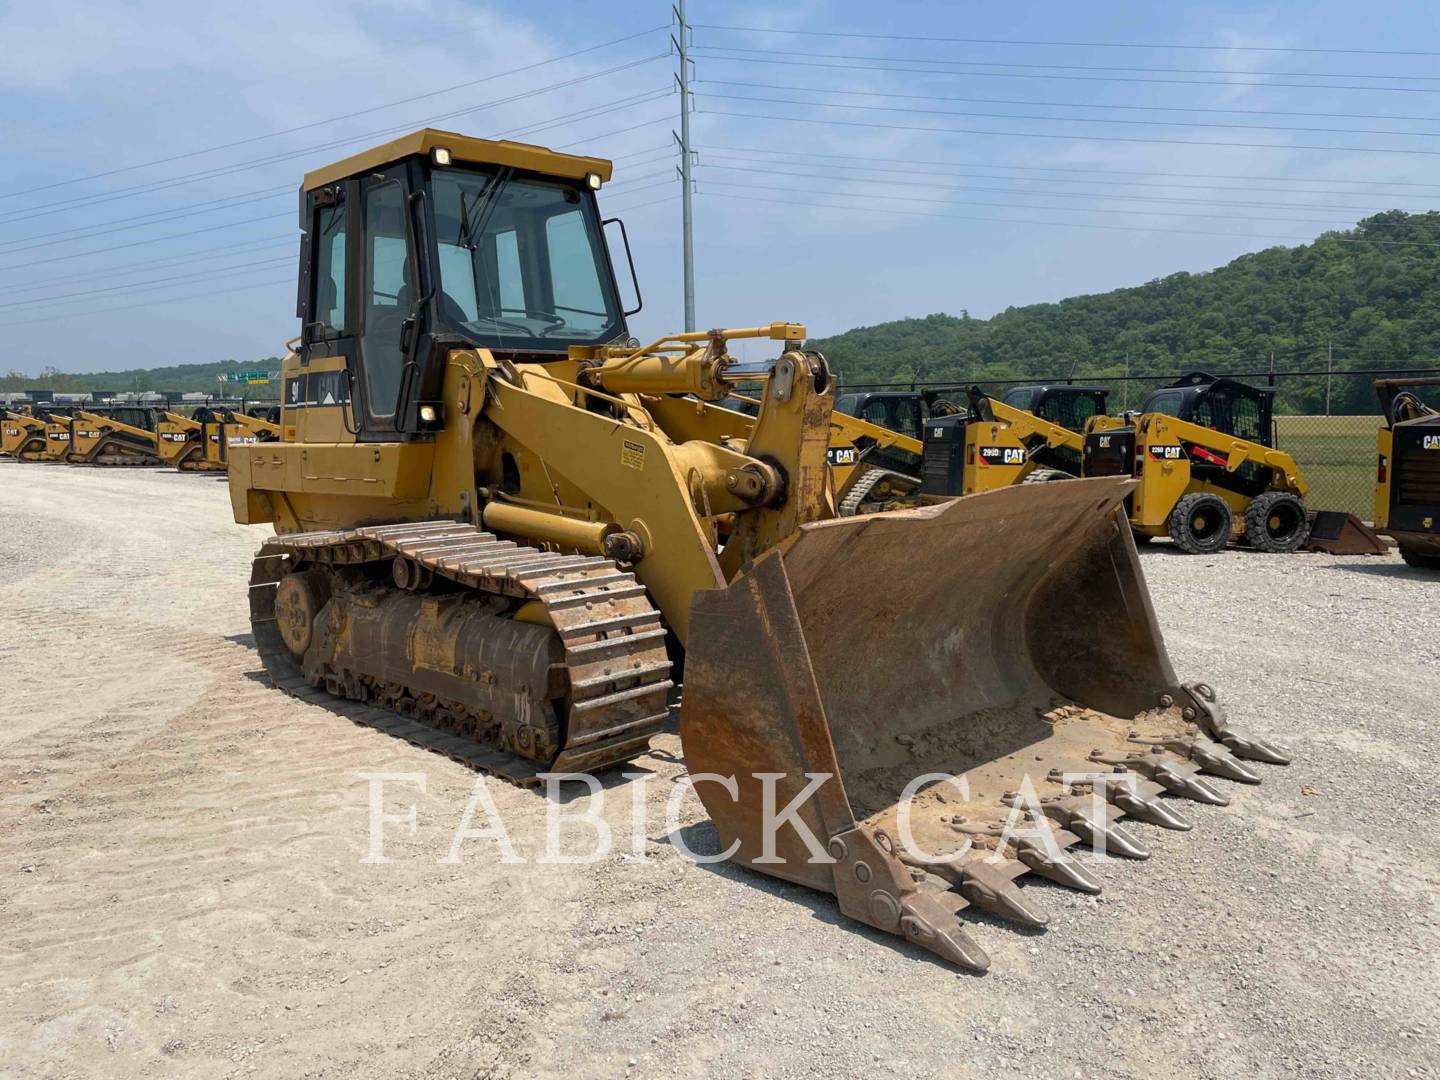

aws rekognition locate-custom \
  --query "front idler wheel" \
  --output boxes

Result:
[273,569,331,658]
[1244,491,1310,553]
[1167,492,1232,555]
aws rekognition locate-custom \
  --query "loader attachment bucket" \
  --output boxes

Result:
[1304,510,1389,556]
[680,477,1291,972]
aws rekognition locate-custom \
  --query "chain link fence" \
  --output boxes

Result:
[838,365,1440,521]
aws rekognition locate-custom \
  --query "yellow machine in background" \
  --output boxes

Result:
[2,408,47,457]
[65,409,162,466]
[157,406,281,471]
[1082,373,1318,553]
[157,411,214,470]
[37,413,74,461]
[920,385,1115,495]
[1375,376,1440,569]
[208,408,280,466]
[227,128,1290,972]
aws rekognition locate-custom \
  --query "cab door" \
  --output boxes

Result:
[296,184,358,443]
[353,168,421,438]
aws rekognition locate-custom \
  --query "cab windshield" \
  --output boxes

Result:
[431,167,625,351]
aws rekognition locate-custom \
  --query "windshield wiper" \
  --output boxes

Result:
[466,313,532,335]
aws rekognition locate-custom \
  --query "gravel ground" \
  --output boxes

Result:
[1,461,1437,1080]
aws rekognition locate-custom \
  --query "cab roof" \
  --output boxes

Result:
[301,128,614,192]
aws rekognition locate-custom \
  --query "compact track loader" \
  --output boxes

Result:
[1375,376,1440,568]
[2,408,46,457]
[65,409,162,466]
[207,408,280,467]
[229,129,1291,971]
[18,409,76,462]
[1082,372,1380,554]
[158,410,217,470]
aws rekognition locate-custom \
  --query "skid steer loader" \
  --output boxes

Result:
[922,384,1114,496]
[65,408,162,466]
[1081,372,1382,554]
[228,129,1291,971]
[1375,376,1440,569]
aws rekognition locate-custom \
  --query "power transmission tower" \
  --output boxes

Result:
[673,0,696,331]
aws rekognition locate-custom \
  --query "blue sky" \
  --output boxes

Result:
[3,0,1440,375]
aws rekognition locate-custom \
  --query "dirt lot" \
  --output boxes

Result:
[2,462,1437,1080]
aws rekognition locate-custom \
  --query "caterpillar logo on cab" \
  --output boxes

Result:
[1148,444,1185,461]
[827,447,859,466]
[1424,434,1440,450]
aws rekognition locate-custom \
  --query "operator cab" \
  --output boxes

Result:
[1137,372,1275,447]
[293,129,637,441]
[999,384,1111,433]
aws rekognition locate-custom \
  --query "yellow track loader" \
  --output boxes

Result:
[2,408,48,457]
[228,129,1291,971]
[206,407,281,468]
[157,410,217,470]
[31,410,75,461]
[65,408,162,466]
[1375,376,1440,568]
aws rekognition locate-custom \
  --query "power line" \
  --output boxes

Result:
[698,176,1355,228]
[0,278,291,329]
[4,257,295,310]
[696,142,1440,192]
[0,94,672,273]
[0,189,292,253]
[0,25,670,202]
[691,47,1440,95]
[694,43,1440,84]
[0,212,294,272]
[698,88,1440,141]
[696,162,1417,218]
[696,78,1440,127]
[700,187,1439,248]
[1,63,671,224]
[702,104,1440,157]
[698,145,1440,203]
[9,236,296,291]
[690,22,1440,58]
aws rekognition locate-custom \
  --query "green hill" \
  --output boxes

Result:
[0,358,282,396]
[810,210,1440,414]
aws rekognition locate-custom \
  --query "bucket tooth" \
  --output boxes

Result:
[1111,786,1193,831]
[1014,840,1103,894]
[898,892,991,973]
[1214,728,1292,767]
[1069,808,1150,860]
[1092,747,1229,807]
[956,861,1049,929]
[1152,760,1230,806]
[1175,683,1292,766]
[1184,740,1263,784]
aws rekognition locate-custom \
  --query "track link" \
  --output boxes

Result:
[249,520,674,784]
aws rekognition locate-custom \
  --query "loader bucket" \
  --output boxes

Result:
[680,477,1290,972]
[1304,510,1389,556]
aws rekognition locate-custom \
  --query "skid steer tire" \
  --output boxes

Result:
[1400,546,1440,570]
[1244,491,1310,553]
[1022,467,1071,484]
[1167,492,1232,555]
